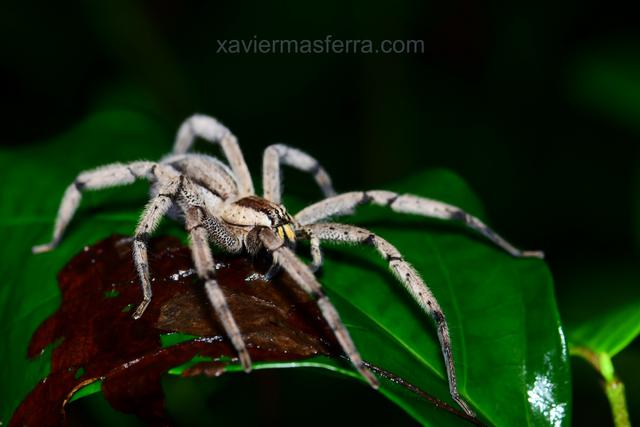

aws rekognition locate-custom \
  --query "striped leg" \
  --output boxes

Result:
[296,227,323,272]
[173,114,254,197]
[308,232,323,272]
[132,175,184,319]
[162,153,239,201]
[262,144,337,204]
[258,227,379,388]
[295,190,543,258]
[302,222,475,417]
[184,207,251,371]
[32,161,174,254]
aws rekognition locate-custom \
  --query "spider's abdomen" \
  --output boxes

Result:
[222,196,292,229]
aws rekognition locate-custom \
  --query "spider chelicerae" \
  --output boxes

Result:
[34,114,542,417]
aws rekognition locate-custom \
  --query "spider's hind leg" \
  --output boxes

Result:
[173,114,254,197]
[262,144,337,204]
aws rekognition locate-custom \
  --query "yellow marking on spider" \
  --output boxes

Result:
[283,224,296,241]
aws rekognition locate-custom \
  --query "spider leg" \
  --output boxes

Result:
[184,207,251,372]
[173,114,254,197]
[32,161,175,253]
[133,176,241,319]
[132,174,184,319]
[295,191,543,258]
[308,233,323,272]
[302,222,475,417]
[161,153,239,201]
[296,228,323,272]
[262,144,337,204]
[258,227,379,388]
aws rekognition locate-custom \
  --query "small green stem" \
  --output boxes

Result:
[570,346,631,427]
[605,378,631,427]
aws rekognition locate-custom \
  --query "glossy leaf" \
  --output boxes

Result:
[0,111,570,426]
[559,261,640,357]
[558,261,639,427]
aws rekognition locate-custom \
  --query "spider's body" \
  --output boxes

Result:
[224,196,296,240]
[219,196,299,260]
[34,114,542,418]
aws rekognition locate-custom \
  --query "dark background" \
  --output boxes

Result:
[2,1,639,425]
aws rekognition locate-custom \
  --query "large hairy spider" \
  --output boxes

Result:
[34,114,542,417]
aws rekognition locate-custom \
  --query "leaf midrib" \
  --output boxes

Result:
[424,235,494,426]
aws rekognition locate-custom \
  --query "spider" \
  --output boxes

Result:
[33,114,542,417]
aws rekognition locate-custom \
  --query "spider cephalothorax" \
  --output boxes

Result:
[34,114,543,417]
[223,196,297,243]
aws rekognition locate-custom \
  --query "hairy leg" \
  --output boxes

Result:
[258,227,379,388]
[134,176,243,319]
[184,207,251,371]
[132,174,185,319]
[262,144,337,204]
[295,190,543,258]
[33,161,176,253]
[296,228,323,272]
[303,222,475,416]
[308,233,323,272]
[161,153,239,201]
[173,114,254,197]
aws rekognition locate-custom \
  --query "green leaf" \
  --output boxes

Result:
[560,261,640,358]
[559,261,639,427]
[0,110,569,426]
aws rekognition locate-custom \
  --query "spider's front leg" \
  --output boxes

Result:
[296,190,543,259]
[184,207,251,371]
[302,222,475,417]
[258,227,379,388]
